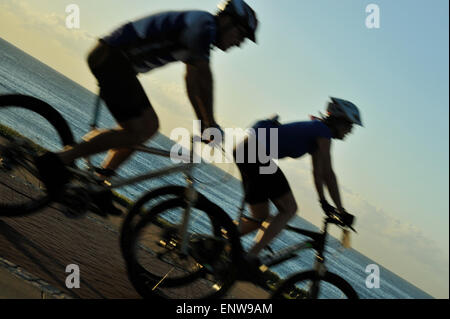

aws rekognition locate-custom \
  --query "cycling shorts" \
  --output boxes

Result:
[233,140,292,205]
[87,40,154,123]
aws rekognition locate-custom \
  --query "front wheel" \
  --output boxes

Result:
[120,185,186,255]
[271,270,359,299]
[0,94,74,216]
[123,193,242,299]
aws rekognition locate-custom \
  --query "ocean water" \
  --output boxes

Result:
[0,37,433,299]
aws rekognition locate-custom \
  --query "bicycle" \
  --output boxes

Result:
[124,182,359,299]
[238,207,359,299]
[0,93,241,299]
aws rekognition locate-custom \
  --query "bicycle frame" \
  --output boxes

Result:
[85,96,350,295]
[66,136,200,255]
[84,94,227,255]
[237,211,344,291]
[68,145,195,191]
[82,94,197,193]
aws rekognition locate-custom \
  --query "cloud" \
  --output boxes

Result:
[340,188,448,294]
[1,0,95,51]
[0,0,195,129]
[272,159,448,297]
[344,189,447,261]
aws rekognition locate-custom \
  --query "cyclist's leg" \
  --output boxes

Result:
[234,140,272,235]
[248,191,297,256]
[100,109,159,171]
[246,164,298,256]
[58,117,157,166]
[59,106,158,166]
[234,160,270,235]
[239,201,270,235]
[58,40,159,166]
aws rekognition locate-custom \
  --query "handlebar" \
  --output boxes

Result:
[319,199,356,232]
[326,213,357,233]
[324,207,357,233]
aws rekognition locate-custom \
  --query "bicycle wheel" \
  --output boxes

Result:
[0,94,74,216]
[124,194,241,299]
[271,270,359,299]
[120,185,186,255]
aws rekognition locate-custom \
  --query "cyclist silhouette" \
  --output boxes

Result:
[234,97,361,270]
[35,0,258,214]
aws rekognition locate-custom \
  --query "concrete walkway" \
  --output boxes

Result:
[0,258,65,299]
[0,266,42,299]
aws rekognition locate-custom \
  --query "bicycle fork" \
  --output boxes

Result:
[309,257,327,298]
[178,179,198,256]
[177,135,200,255]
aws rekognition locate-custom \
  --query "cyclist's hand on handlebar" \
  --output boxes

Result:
[339,211,355,228]
[201,122,224,146]
[320,200,356,229]
[320,199,335,216]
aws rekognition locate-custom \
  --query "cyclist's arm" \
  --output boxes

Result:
[185,60,215,127]
[311,138,344,212]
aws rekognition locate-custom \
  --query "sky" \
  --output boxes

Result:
[0,0,448,298]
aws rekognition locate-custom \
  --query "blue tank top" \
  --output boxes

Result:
[251,119,333,159]
[102,11,217,73]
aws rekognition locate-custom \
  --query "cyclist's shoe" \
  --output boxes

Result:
[34,152,71,197]
[90,189,123,217]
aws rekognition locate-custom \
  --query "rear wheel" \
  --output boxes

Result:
[0,94,74,216]
[271,270,358,299]
[123,193,241,299]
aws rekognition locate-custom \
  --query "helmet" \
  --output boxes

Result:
[327,97,363,126]
[218,0,258,42]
